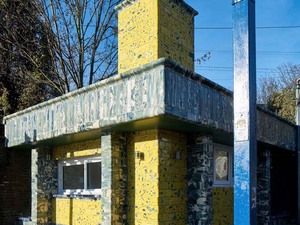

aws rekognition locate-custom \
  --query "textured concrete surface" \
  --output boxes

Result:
[117,0,197,73]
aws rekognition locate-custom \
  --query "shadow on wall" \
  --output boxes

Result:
[0,126,31,225]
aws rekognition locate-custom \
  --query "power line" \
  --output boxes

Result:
[196,66,278,70]
[196,50,300,55]
[195,66,282,75]
[195,25,300,30]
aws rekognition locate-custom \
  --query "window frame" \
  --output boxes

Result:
[213,144,233,187]
[58,156,101,196]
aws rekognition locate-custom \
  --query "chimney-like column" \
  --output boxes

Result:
[116,0,198,74]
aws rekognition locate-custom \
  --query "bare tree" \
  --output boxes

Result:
[0,0,120,116]
[0,0,60,115]
[36,0,120,93]
[258,63,300,122]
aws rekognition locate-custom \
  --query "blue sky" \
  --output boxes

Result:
[184,0,300,90]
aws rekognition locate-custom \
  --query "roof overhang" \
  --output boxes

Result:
[3,58,297,151]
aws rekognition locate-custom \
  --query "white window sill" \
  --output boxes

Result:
[53,194,101,200]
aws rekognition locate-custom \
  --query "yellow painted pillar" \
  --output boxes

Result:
[127,129,187,225]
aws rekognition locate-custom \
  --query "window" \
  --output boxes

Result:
[58,156,101,195]
[213,145,233,187]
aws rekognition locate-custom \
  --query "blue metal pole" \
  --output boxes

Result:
[233,0,257,224]
[295,79,300,224]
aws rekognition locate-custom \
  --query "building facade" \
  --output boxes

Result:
[2,0,298,224]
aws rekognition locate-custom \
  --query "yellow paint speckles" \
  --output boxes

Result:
[212,187,234,225]
[127,130,160,224]
[118,0,159,73]
[52,139,102,224]
[158,130,187,224]
[37,198,50,224]
[52,198,101,225]
[158,0,195,70]
[53,139,101,160]
[118,0,196,73]
[127,129,187,225]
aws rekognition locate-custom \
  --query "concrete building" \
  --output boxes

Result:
[2,0,298,224]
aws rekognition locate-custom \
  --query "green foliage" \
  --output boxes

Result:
[258,64,300,123]
[0,0,121,117]
[0,0,59,116]
[0,88,10,116]
[268,87,295,122]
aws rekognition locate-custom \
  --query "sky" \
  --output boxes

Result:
[184,0,300,90]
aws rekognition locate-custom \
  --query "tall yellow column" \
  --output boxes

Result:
[116,0,198,74]
[127,130,187,225]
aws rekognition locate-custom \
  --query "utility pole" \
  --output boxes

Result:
[232,0,257,224]
[295,78,300,224]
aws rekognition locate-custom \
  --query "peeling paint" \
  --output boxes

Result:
[53,139,101,160]
[127,129,187,224]
[117,0,197,74]
[52,198,102,225]
[3,58,296,152]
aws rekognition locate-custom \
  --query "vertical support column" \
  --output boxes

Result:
[31,149,38,224]
[295,79,300,224]
[187,136,214,225]
[31,147,56,224]
[101,131,127,225]
[232,0,257,224]
[257,148,271,224]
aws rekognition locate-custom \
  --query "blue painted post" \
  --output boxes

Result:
[295,79,300,224]
[232,0,257,224]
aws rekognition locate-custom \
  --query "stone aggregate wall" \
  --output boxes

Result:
[187,137,214,225]
[257,148,271,225]
[31,147,57,224]
[101,132,127,225]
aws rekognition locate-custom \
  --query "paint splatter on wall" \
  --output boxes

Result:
[213,187,234,225]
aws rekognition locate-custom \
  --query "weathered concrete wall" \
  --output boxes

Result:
[257,107,296,150]
[4,59,297,152]
[4,60,165,148]
[165,66,233,133]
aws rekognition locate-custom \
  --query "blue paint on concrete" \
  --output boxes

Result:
[233,0,257,224]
